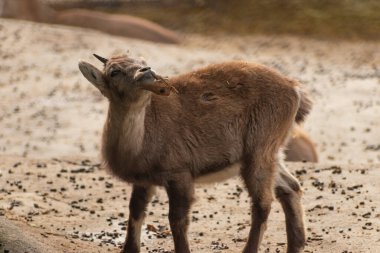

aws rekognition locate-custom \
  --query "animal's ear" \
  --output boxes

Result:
[78,61,108,95]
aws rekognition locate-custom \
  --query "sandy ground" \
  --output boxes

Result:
[1,157,380,253]
[0,18,380,252]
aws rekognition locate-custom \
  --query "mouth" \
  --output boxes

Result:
[134,69,155,84]
[134,68,175,96]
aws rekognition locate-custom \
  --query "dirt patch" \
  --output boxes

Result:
[1,156,380,252]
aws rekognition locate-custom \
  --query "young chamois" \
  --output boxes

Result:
[78,54,311,253]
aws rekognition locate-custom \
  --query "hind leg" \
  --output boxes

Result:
[241,156,276,253]
[275,162,306,253]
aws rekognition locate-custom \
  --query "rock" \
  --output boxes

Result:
[0,217,56,253]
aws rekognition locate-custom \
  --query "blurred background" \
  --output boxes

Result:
[48,0,380,40]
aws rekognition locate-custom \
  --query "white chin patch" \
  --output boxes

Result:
[195,163,241,184]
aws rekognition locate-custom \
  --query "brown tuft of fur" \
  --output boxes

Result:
[295,89,312,124]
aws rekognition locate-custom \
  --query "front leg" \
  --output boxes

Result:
[122,184,155,253]
[166,175,194,253]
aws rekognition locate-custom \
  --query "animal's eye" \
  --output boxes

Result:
[110,69,121,77]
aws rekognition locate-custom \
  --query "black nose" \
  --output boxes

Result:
[139,67,151,72]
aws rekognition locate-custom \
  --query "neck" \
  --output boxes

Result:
[102,94,151,173]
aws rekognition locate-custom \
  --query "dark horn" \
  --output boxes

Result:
[93,54,108,64]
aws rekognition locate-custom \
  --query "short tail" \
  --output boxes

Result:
[295,89,312,124]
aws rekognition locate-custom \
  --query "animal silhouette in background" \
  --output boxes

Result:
[0,0,180,44]
[286,125,318,162]
[79,54,311,253]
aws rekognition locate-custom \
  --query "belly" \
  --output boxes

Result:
[195,163,241,184]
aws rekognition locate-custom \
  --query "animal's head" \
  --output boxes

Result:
[79,54,171,103]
